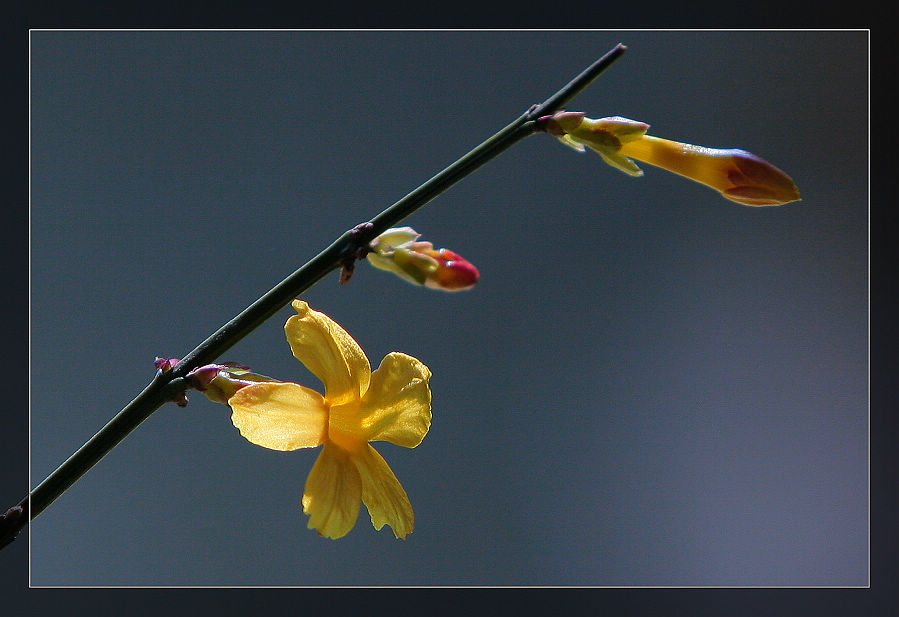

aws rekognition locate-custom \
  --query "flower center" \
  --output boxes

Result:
[326,401,367,454]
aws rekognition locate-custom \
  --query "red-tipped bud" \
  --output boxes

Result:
[366,227,479,292]
[423,248,480,291]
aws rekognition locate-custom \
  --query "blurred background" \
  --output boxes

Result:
[27,30,867,586]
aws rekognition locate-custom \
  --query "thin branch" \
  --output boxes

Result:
[2,43,627,550]
[529,43,627,119]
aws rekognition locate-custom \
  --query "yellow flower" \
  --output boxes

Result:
[545,112,801,207]
[227,300,432,539]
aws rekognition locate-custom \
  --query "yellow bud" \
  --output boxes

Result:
[546,112,800,206]
[618,136,801,206]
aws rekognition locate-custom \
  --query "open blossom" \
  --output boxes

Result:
[366,227,479,291]
[226,300,432,539]
[544,112,801,207]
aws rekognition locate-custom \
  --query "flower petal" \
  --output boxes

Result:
[302,443,363,539]
[284,300,371,407]
[228,382,328,451]
[354,444,415,539]
[359,352,432,448]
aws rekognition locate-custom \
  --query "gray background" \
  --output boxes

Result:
[28,30,867,586]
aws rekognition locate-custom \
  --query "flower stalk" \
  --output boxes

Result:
[1,43,628,549]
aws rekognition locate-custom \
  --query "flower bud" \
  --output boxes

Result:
[422,248,479,291]
[154,357,179,373]
[186,364,279,405]
[366,227,479,292]
[544,112,800,206]
[618,135,801,206]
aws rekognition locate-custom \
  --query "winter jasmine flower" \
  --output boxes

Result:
[226,300,432,539]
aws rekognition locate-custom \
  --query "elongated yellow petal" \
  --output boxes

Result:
[357,352,432,448]
[285,300,371,407]
[354,444,414,539]
[228,382,328,451]
[302,443,363,539]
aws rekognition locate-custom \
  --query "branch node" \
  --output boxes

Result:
[0,505,25,550]
[338,222,375,285]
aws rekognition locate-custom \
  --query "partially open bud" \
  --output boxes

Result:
[542,112,800,207]
[367,227,479,292]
